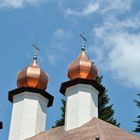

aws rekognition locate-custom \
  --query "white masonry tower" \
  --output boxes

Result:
[60,34,104,131]
[8,46,54,140]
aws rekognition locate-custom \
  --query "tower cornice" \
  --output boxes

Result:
[60,78,105,96]
[8,87,54,107]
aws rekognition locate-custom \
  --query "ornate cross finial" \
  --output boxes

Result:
[32,44,40,61]
[80,32,87,51]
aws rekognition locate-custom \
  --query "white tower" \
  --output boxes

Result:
[8,47,54,140]
[60,39,104,131]
[60,79,104,131]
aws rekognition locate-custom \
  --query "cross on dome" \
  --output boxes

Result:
[32,44,40,61]
[80,32,87,51]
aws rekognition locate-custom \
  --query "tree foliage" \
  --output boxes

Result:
[133,94,140,133]
[53,76,120,127]
[97,76,120,126]
[52,99,65,128]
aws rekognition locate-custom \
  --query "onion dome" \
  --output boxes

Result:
[17,46,48,90]
[68,34,98,80]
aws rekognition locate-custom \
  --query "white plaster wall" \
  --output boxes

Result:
[8,91,48,140]
[65,84,99,131]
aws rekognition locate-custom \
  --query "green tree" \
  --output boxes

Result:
[133,94,140,133]
[53,76,120,127]
[97,76,120,126]
[52,99,65,128]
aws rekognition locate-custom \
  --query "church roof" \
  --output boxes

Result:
[26,118,140,140]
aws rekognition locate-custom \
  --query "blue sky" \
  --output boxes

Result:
[0,0,140,139]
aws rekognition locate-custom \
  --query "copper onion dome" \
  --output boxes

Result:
[17,46,49,90]
[68,34,98,80]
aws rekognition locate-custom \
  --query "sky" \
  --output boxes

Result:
[0,0,140,139]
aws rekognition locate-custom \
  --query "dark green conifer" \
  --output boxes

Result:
[133,94,140,133]
[52,99,65,128]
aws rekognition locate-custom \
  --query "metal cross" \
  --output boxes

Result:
[32,44,40,60]
[80,32,87,51]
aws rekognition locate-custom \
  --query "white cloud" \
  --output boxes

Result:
[53,28,73,40]
[61,0,132,17]
[46,52,60,66]
[0,0,46,9]
[108,33,140,87]
[100,0,132,14]
[46,29,73,65]
[50,28,73,51]
[91,14,140,88]
[64,2,99,17]
[83,2,99,15]
[57,0,140,88]
[62,0,140,88]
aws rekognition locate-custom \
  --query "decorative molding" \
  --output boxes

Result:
[8,87,54,107]
[60,78,105,96]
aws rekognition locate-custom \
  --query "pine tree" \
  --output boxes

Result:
[97,76,120,126]
[133,94,140,133]
[52,99,65,128]
[53,76,120,127]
